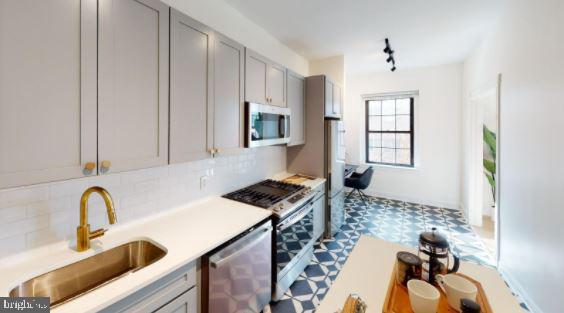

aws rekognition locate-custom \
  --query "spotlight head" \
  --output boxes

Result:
[391,66,396,72]
[386,56,394,63]
[383,47,391,54]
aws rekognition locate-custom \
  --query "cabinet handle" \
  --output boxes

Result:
[84,162,96,171]
[101,160,111,169]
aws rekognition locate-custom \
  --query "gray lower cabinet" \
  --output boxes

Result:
[213,33,245,155]
[169,8,214,163]
[286,70,306,146]
[155,288,196,313]
[245,49,287,107]
[100,261,196,313]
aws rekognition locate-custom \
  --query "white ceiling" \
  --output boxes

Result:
[225,0,504,73]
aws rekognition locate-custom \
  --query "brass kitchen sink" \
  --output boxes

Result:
[9,240,166,307]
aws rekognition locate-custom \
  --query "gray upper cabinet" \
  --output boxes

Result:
[324,78,334,117]
[324,76,342,119]
[0,0,98,189]
[333,83,343,117]
[169,8,214,163]
[245,49,268,105]
[268,63,287,107]
[286,70,306,146]
[98,0,169,174]
[245,49,287,107]
[213,33,245,154]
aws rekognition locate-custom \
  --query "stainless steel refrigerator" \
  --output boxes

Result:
[287,75,346,238]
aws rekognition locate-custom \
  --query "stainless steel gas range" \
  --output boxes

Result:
[223,179,318,301]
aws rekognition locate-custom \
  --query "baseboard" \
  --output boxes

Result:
[459,202,468,219]
[498,264,542,313]
[359,189,460,211]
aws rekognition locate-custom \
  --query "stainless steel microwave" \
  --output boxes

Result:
[245,102,291,148]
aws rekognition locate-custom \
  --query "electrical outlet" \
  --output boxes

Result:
[200,175,208,190]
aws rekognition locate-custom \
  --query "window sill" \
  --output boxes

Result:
[359,162,419,171]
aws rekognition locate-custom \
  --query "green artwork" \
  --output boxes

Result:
[483,125,496,202]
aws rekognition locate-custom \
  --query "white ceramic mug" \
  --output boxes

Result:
[407,279,440,313]
[435,274,478,311]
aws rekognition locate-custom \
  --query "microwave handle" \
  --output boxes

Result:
[285,115,290,138]
[279,115,286,137]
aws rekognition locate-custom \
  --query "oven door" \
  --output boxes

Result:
[246,102,291,148]
[276,200,315,279]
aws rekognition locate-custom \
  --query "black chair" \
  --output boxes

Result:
[344,167,374,206]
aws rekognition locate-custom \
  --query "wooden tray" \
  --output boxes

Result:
[382,265,492,313]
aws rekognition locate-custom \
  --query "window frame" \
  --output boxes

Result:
[365,97,415,167]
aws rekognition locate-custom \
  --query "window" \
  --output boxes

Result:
[365,96,414,167]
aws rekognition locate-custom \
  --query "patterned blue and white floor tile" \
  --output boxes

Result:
[269,193,498,313]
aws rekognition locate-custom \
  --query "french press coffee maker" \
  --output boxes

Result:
[418,227,460,284]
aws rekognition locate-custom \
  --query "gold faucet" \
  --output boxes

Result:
[76,186,117,252]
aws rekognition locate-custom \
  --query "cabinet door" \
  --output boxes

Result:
[169,9,214,163]
[0,0,97,189]
[313,196,326,240]
[155,288,196,313]
[286,70,305,146]
[267,63,287,107]
[213,33,244,154]
[245,49,268,104]
[324,78,334,117]
[333,83,342,117]
[98,0,169,173]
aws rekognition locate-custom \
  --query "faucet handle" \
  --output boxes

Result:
[89,228,108,240]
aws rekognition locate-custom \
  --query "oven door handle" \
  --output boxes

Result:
[277,200,314,232]
[210,224,272,269]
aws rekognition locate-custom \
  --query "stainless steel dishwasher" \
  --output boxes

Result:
[202,220,273,313]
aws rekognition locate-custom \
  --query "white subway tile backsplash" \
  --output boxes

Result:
[0,215,49,239]
[0,205,26,223]
[0,234,26,259]
[0,146,286,258]
[25,197,71,218]
[0,185,49,208]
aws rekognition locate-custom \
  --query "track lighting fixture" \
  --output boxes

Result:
[383,37,397,72]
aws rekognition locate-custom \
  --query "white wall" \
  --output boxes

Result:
[462,0,564,311]
[309,55,345,86]
[162,0,308,75]
[344,63,462,209]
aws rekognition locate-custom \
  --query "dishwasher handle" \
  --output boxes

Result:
[209,223,272,269]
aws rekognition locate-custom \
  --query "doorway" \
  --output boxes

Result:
[467,74,501,263]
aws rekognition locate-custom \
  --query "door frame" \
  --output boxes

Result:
[468,74,502,264]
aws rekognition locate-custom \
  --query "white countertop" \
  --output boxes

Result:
[0,196,271,313]
[316,236,524,313]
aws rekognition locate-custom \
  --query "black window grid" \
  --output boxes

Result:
[365,97,414,167]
